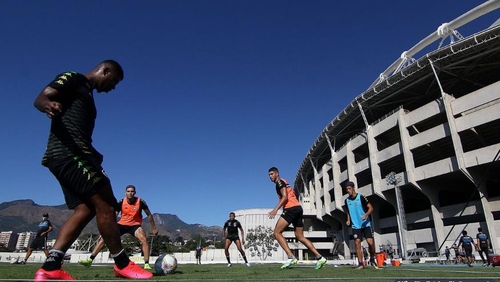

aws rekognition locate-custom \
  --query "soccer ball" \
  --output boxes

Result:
[155,254,177,275]
[9,258,18,264]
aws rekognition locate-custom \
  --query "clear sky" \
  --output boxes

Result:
[1,1,498,227]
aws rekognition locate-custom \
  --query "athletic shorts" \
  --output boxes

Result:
[463,245,473,256]
[29,236,46,250]
[226,235,240,242]
[195,253,201,259]
[45,156,116,209]
[118,224,141,236]
[281,206,304,228]
[352,227,373,240]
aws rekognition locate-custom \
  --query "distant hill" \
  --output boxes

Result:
[0,199,221,240]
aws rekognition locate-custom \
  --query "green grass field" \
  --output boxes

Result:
[1,262,500,282]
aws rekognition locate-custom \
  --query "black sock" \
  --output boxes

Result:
[144,260,149,264]
[226,256,231,264]
[316,256,323,260]
[90,254,96,261]
[42,250,65,271]
[112,250,130,269]
[242,256,248,263]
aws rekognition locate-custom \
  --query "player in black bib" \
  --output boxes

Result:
[476,227,491,266]
[21,213,53,264]
[223,212,250,267]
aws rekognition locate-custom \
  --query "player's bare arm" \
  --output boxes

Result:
[34,86,62,119]
[239,226,245,245]
[145,209,158,236]
[268,187,288,218]
[362,203,374,220]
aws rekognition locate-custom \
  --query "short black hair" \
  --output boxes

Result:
[101,59,124,80]
[125,185,136,191]
[268,167,279,173]
[462,230,468,235]
[229,212,235,216]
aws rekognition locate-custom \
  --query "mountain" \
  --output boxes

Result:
[0,199,221,240]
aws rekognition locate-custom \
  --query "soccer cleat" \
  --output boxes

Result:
[280,258,298,269]
[34,268,76,281]
[370,260,379,270]
[227,263,232,267]
[355,264,364,270]
[143,263,152,270]
[315,257,327,269]
[78,258,93,267]
[246,262,251,267]
[114,261,154,279]
[20,260,26,265]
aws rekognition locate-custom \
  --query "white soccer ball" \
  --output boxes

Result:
[10,258,18,264]
[154,254,177,275]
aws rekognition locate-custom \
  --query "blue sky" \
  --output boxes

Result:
[1,1,498,227]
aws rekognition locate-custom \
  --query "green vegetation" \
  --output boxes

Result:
[2,263,500,281]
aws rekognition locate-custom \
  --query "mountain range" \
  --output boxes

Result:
[0,199,221,240]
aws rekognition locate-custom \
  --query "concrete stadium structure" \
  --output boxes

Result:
[291,1,500,260]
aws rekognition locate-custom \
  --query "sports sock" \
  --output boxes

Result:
[111,249,130,269]
[316,256,323,260]
[242,256,248,263]
[144,259,149,264]
[41,250,65,271]
[90,254,97,261]
[226,256,231,264]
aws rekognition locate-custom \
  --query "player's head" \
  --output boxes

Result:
[125,185,136,198]
[91,59,124,93]
[229,212,235,220]
[478,227,483,232]
[462,230,468,236]
[268,167,279,182]
[42,213,49,220]
[345,181,356,197]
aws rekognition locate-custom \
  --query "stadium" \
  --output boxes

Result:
[287,0,500,261]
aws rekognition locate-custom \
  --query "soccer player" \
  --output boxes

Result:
[476,227,491,267]
[267,167,327,269]
[344,181,379,270]
[33,60,152,280]
[79,185,158,269]
[195,245,202,265]
[458,230,474,267]
[21,213,53,264]
[223,212,251,267]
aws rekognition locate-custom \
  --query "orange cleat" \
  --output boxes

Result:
[114,261,153,279]
[34,268,76,281]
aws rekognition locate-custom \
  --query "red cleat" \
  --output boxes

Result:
[34,268,76,281]
[114,261,153,279]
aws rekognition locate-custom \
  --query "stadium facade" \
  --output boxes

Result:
[289,1,500,260]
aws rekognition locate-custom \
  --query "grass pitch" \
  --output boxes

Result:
[1,262,500,281]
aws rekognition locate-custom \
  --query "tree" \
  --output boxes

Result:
[244,225,279,261]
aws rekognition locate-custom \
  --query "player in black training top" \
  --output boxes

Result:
[21,212,53,264]
[458,230,474,267]
[33,60,152,280]
[223,212,250,267]
[476,227,491,266]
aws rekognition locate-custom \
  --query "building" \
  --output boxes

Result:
[292,1,500,260]
[0,231,18,251]
[16,232,36,251]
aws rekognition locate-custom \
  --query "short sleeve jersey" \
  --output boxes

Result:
[223,219,241,237]
[477,232,489,248]
[459,235,474,248]
[275,178,300,209]
[36,219,52,238]
[42,72,101,166]
[195,246,202,255]
[345,193,371,229]
[117,197,149,226]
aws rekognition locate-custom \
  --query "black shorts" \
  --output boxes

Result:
[118,224,141,236]
[479,245,489,253]
[29,236,46,250]
[463,245,473,256]
[281,206,304,228]
[226,235,240,242]
[195,253,201,259]
[46,156,115,209]
[352,227,373,240]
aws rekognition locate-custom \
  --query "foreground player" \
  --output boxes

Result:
[267,167,327,269]
[223,212,250,267]
[33,60,152,280]
[476,227,491,267]
[344,181,379,270]
[79,185,158,269]
[21,213,53,264]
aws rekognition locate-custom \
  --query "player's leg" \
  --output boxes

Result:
[22,247,33,264]
[234,239,250,266]
[224,239,232,266]
[354,238,364,269]
[273,217,298,269]
[134,226,151,269]
[78,236,105,267]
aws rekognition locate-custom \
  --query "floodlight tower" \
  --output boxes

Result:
[386,172,407,260]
